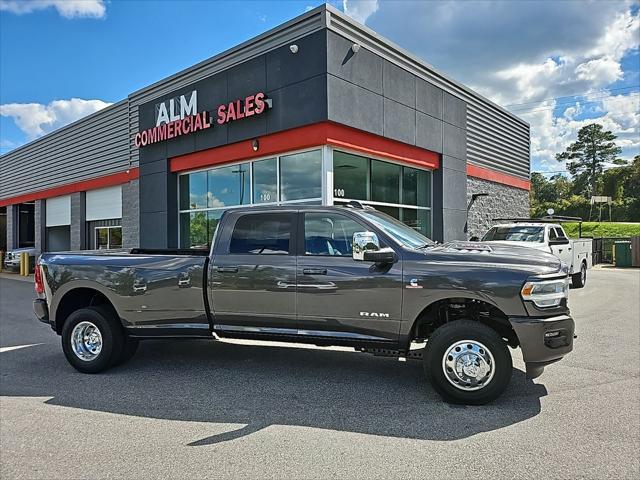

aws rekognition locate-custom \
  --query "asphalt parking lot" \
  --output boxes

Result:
[1,268,639,479]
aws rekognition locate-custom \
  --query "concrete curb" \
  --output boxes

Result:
[0,272,34,283]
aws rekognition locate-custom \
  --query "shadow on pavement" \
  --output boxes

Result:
[0,338,547,445]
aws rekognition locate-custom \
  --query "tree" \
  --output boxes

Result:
[556,124,621,199]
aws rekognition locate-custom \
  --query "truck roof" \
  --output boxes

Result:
[492,223,560,229]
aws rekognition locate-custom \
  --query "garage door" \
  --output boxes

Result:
[86,185,122,221]
[46,195,71,227]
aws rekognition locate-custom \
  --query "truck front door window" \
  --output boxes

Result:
[304,213,366,256]
[229,213,291,255]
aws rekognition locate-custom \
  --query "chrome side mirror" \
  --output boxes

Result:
[352,232,396,264]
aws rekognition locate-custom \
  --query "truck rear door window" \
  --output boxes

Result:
[229,213,292,255]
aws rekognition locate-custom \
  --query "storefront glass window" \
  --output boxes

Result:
[370,160,400,204]
[252,158,277,204]
[208,164,250,207]
[95,226,122,249]
[179,171,207,210]
[402,167,431,207]
[333,152,367,200]
[179,149,323,248]
[280,150,322,201]
[332,151,432,239]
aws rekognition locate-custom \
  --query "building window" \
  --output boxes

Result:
[178,149,322,249]
[280,150,322,201]
[95,226,122,250]
[332,151,432,238]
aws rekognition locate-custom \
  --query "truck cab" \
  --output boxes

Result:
[481,221,592,288]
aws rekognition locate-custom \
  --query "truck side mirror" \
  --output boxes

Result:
[549,237,570,246]
[352,232,396,264]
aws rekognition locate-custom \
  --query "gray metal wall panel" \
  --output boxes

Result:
[0,101,131,200]
[325,5,530,180]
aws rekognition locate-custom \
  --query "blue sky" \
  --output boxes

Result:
[1,0,638,174]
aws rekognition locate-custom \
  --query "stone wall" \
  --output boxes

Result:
[466,177,529,240]
[122,179,139,249]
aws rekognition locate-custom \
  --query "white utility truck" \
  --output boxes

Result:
[479,217,592,288]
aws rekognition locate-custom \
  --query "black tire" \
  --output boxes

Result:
[424,320,512,405]
[572,262,587,288]
[61,306,124,374]
[113,336,139,366]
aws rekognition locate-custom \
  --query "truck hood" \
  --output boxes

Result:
[417,241,564,276]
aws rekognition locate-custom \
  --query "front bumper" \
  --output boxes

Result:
[509,314,575,379]
[33,298,49,324]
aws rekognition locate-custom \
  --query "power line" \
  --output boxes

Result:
[504,85,640,108]
[509,90,640,113]
[509,92,640,114]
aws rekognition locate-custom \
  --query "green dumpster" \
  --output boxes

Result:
[613,241,632,267]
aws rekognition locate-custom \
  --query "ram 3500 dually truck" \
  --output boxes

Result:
[33,205,575,404]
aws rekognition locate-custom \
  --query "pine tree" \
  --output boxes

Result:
[556,124,621,198]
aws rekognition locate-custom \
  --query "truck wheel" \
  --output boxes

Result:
[424,320,512,405]
[61,306,124,373]
[572,263,586,288]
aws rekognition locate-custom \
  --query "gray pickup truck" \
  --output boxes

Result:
[33,204,575,404]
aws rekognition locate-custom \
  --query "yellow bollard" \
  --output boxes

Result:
[20,252,28,276]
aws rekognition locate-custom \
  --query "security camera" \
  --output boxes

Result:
[351,43,361,53]
[289,44,299,54]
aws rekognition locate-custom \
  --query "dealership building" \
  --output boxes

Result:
[0,4,530,254]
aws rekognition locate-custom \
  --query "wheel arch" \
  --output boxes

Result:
[404,296,519,351]
[51,282,121,335]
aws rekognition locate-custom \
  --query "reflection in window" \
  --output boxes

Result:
[402,167,431,207]
[180,212,209,249]
[333,151,367,200]
[179,171,207,210]
[229,213,292,255]
[401,208,431,237]
[371,160,401,204]
[179,149,323,248]
[95,226,122,249]
[304,213,365,256]
[252,158,277,204]
[280,150,322,201]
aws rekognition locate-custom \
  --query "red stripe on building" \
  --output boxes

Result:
[0,168,139,207]
[466,164,530,190]
[169,122,440,173]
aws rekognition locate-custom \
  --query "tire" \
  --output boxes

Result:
[424,320,512,405]
[572,262,587,288]
[61,306,124,374]
[113,336,139,366]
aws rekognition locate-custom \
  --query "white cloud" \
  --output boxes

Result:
[522,91,640,172]
[0,98,112,140]
[0,0,106,18]
[342,0,379,24]
[359,1,639,172]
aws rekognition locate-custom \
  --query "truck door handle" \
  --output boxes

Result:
[303,268,327,275]
[216,266,238,273]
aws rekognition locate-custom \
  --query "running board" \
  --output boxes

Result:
[359,347,424,360]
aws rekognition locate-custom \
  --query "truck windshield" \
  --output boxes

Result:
[357,210,435,249]
[482,226,544,242]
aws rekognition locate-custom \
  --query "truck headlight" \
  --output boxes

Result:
[521,278,569,308]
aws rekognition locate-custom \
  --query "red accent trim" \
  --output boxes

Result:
[467,164,530,190]
[0,168,139,207]
[169,122,440,173]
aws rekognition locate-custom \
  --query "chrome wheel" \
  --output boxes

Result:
[442,340,495,391]
[581,265,586,285]
[71,321,103,361]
